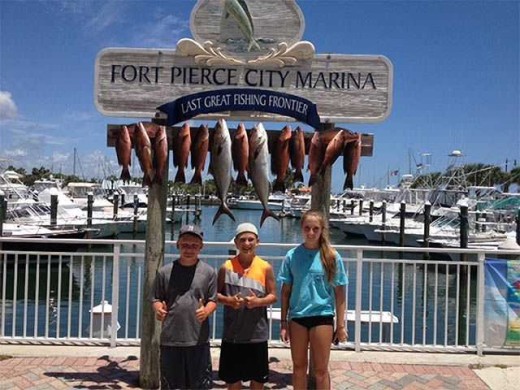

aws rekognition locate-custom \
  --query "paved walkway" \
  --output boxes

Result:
[0,346,517,389]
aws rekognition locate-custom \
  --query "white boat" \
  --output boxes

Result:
[229,193,291,212]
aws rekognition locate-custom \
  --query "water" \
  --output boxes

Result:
[1,206,479,346]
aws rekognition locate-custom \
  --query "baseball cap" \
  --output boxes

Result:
[179,225,204,241]
[235,222,259,239]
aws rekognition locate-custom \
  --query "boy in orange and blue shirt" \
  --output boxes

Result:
[217,223,277,390]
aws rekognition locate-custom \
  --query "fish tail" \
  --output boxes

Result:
[235,172,248,187]
[212,203,236,225]
[175,169,186,184]
[248,38,261,52]
[344,174,354,190]
[293,169,304,184]
[260,208,279,227]
[120,167,131,183]
[190,170,202,185]
[272,180,285,193]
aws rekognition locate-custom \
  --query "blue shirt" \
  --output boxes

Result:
[277,244,348,319]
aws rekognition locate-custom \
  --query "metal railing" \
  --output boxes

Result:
[1,236,519,355]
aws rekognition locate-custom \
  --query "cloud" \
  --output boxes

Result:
[84,1,123,34]
[0,91,18,120]
[130,14,189,48]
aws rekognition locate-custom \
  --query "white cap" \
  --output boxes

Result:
[235,222,259,238]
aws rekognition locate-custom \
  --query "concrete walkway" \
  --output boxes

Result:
[0,346,517,389]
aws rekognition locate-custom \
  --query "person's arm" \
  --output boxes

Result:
[280,283,292,344]
[244,265,277,308]
[333,285,348,342]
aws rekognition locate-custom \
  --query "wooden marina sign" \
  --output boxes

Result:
[94,0,393,125]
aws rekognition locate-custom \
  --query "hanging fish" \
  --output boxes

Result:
[115,125,132,182]
[190,124,209,186]
[290,126,305,184]
[308,131,324,186]
[173,122,191,183]
[153,126,168,185]
[209,119,236,224]
[232,123,249,186]
[271,125,292,192]
[318,130,349,175]
[249,123,279,227]
[343,133,362,190]
[134,122,155,187]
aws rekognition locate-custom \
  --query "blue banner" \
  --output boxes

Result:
[157,88,321,128]
[484,258,520,347]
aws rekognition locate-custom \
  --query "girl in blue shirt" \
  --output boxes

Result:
[278,210,348,390]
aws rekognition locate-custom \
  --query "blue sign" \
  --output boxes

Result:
[157,89,321,128]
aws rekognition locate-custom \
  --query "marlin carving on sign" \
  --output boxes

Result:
[223,0,261,51]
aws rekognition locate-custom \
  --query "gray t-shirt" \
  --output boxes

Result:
[152,259,217,347]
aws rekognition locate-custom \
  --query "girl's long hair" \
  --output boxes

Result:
[301,210,336,283]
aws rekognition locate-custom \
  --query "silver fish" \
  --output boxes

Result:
[209,119,235,224]
[223,0,261,51]
[249,123,279,227]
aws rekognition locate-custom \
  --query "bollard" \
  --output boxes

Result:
[359,199,363,216]
[87,193,94,228]
[113,193,119,218]
[369,200,374,223]
[399,201,406,247]
[51,193,59,226]
[423,202,431,260]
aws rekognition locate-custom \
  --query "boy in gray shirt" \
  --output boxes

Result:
[152,225,217,389]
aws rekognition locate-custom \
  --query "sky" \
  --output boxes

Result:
[0,0,519,192]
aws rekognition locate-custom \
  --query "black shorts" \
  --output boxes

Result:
[291,315,334,329]
[160,344,212,389]
[218,341,269,384]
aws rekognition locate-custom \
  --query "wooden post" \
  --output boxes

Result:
[423,201,431,260]
[381,200,387,243]
[139,150,169,389]
[185,195,191,225]
[310,165,332,219]
[133,194,139,235]
[50,193,59,226]
[369,200,374,223]
[113,193,119,218]
[170,194,176,239]
[516,209,520,246]
[350,199,355,215]
[399,201,406,247]
[0,193,5,237]
[459,204,469,261]
[358,199,363,216]
[87,193,93,228]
